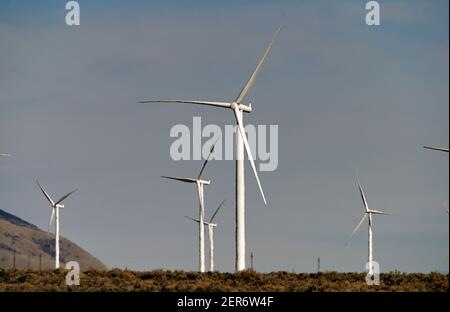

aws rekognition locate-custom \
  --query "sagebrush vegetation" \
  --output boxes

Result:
[0,269,448,292]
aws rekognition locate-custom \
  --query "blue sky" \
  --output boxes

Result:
[0,0,448,273]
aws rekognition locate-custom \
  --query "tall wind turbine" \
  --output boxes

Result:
[139,18,285,271]
[345,177,395,276]
[423,146,449,153]
[162,143,217,272]
[185,199,226,272]
[36,180,78,269]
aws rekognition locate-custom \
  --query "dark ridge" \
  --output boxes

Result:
[0,209,38,230]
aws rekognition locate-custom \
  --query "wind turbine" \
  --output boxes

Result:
[345,176,395,276]
[162,143,217,272]
[423,146,449,153]
[139,18,285,271]
[36,180,78,269]
[185,199,226,272]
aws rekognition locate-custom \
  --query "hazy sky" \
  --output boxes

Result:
[0,0,448,273]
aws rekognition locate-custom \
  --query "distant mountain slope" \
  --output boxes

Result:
[0,209,106,271]
[0,209,38,230]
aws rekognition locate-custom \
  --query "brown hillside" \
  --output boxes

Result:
[0,209,106,271]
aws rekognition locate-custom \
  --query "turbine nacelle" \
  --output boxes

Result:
[185,216,218,227]
[366,209,393,216]
[185,199,225,227]
[161,176,210,185]
[231,102,252,113]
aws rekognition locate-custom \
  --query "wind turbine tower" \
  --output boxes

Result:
[185,199,226,272]
[139,18,285,271]
[162,143,217,272]
[37,180,78,269]
[345,177,395,276]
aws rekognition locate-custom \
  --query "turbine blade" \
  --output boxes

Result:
[36,180,55,207]
[0,154,12,157]
[234,108,267,205]
[356,176,369,212]
[54,189,78,206]
[184,216,200,223]
[138,100,231,109]
[370,209,395,216]
[161,176,197,183]
[344,213,367,247]
[423,146,449,153]
[48,208,55,233]
[210,199,226,223]
[197,137,220,180]
[235,17,285,104]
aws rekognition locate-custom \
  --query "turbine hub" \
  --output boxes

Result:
[197,179,211,185]
[230,102,239,110]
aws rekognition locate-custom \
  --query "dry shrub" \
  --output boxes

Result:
[0,268,447,292]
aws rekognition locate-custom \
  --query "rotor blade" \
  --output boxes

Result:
[184,216,200,223]
[48,208,55,233]
[138,100,232,109]
[423,146,449,153]
[54,189,78,206]
[235,17,285,104]
[369,209,395,216]
[356,176,369,212]
[0,154,11,157]
[36,180,55,207]
[210,199,226,223]
[161,176,197,183]
[197,137,220,180]
[234,108,267,206]
[344,213,367,247]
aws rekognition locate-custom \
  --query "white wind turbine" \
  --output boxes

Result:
[423,146,449,153]
[185,199,226,272]
[345,176,395,276]
[36,180,78,269]
[162,143,217,272]
[139,19,285,271]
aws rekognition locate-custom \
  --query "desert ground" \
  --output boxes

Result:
[0,269,447,292]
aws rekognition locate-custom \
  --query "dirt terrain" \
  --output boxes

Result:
[0,269,447,292]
